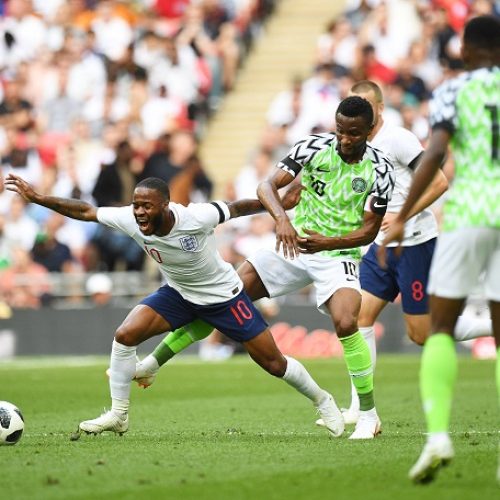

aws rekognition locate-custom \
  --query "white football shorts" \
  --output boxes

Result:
[247,249,361,314]
[428,227,500,301]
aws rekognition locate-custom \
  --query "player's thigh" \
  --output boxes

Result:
[127,285,197,343]
[237,260,270,300]
[359,289,388,327]
[196,290,268,344]
[307,256,361,318]
[246,249,311,299]
[489,300,500,348]
[325,287,362,337]
[428,229,495,299]
[359,244,398,319]
[429,295,465,335]
[116,304,173,345]
[397,239,435,315]
[403,312,431,346]
[484,229,500,302]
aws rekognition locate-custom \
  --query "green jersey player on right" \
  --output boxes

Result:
[381,15,500,484]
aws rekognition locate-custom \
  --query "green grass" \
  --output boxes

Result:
[0,355,498,500]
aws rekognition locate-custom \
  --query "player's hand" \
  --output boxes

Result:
[380,211,399,233]
[275,217,300,259]
[377,218,405,268]
[4,173,37,202]
[280,184,304,211]
[297,229,329,254]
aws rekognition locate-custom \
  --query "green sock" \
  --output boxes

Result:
[420,333,457,433]
[153,319,213,366]
[339,331,374,411]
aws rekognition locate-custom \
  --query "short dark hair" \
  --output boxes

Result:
[350,80,383,103]
[136,177,170,200]
[336,96,374,127]
[464,15,500,50]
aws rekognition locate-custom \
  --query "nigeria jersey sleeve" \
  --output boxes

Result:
[428,75,466,134]
[96,205,136,236]
[277,133,336,177]
[365,146,395,201]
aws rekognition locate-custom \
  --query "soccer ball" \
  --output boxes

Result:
[0,401,24,445]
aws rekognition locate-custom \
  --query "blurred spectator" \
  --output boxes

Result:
[0,74,34,132]
[85,272,113,306]
[91,139,144,271]
[3,195,39,251]
[31,212,76,273]
[0,245,52,308]
[90,0,134,62]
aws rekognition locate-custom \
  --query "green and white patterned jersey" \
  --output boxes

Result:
[278,133,395,260]
[429,66,500,231]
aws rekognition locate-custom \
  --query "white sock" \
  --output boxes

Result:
[109,340,136,415]
[348,326,376,413]
[454,315,492,341]
[427,431,451,447]
[282,356,328,405]
[139,354,160,374]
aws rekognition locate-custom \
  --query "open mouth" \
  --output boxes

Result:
[136,218,150,231]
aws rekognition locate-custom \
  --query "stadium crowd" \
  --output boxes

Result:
[0,0,498,310]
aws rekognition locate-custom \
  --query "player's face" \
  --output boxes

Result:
[335,114,372,162]
[133,187,168,235]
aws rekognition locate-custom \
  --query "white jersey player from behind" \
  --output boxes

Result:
[318,80,492,426]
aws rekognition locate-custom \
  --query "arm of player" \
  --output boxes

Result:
[379,129,450,256]
[404,165,448,220]
[5,173,98,222]
[227,183,304,219]
[298,208,383,254]
[257,168,299,259]
[380,169,448,232]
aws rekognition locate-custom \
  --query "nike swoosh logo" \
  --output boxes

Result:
[373,202,386,208]
[316,167,329,172]
[346,277,357,282]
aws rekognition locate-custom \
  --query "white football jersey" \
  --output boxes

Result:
[97,201,243,305]
[370,121,439,247]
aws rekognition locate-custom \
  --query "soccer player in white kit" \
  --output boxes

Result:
[5,174,344,438]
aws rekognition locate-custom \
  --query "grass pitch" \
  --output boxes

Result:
[0,355,498,500]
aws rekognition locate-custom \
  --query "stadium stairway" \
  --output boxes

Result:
[200,0,345,197]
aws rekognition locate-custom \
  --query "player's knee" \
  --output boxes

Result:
[407,325,428,346]
[263,358,287,378]
[334,316,358,337]
[115,325,140,346]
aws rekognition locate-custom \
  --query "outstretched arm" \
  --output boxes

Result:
[5,173,98,222]
[227,183,304,219]
[257,168,299,259]
[380,129,450,248]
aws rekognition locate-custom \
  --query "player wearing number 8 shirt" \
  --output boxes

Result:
[380,15,500,484]
[4,174,345,439]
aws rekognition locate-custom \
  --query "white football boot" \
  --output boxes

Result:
[79,410,129,436]
[316,406,359,428]
[315,393,345,438]
[348,409,381,439]
[409,436,454,484]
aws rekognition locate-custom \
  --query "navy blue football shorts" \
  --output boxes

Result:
[140,285,268,342]
[360,238,436,315]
